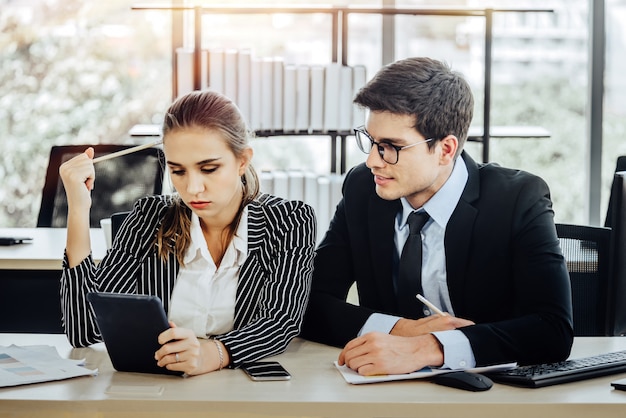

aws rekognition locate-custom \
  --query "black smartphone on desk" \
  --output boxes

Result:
[241,361,291,381]
[0,237,33,246]
[611,377,626,390]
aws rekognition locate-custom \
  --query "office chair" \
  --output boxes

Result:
[604,156,626,228]
[37,144,164,228]
[607,171,626,336]
[110,210,131,242]
[556,223,613,336]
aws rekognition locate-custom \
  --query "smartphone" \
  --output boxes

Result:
[611,377,626,391]
[241,361,291,381]
[0,237,33,246]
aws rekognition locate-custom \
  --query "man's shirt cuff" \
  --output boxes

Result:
[359,313,400,336]
[432,330,476,369]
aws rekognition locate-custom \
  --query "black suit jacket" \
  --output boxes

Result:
[301,152,573,366]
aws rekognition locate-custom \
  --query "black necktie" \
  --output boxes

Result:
[397,211,430,318]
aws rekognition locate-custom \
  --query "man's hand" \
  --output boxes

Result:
[391,314,475,337]
[338,332,444,376]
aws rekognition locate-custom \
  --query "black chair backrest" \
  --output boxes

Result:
[110,211,131,242]
[607,171,626,336]
[37,145,164,228]
[605,156,626,228]
[556,223,612,336]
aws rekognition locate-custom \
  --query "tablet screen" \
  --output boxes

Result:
[87,292,182,376]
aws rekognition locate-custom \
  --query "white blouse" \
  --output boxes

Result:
[168,208,248,338]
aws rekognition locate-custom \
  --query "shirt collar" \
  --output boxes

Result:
[184,207,249,265]
[399,156,469,229]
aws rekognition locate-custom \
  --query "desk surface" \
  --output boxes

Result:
[1,334,626,418]
[0,228,106,270]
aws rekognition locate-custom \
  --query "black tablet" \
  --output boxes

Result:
[87,292,182,376]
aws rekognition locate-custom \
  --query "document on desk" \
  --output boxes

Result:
[0,345,98,387]
[334,361,516,385]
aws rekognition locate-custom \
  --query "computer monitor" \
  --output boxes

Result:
[608,171,626,336]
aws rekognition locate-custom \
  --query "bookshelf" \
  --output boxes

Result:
[131,4,553,170]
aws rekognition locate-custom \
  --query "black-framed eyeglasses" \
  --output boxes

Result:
[353,126,435,165]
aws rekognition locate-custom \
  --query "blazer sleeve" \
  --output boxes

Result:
[455,171,574,366]
[60,197,168,347]
[301,165,384,347]
[215,200,317,367]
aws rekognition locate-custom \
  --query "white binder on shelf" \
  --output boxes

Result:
[323,63,341,132]
[309,65,325,132]
[295,65,310,133]
[237,49,252,122]
[223,49,238,102]
[259,170,274,195]
[283,64,297,133]
[208,48,225,94]
[272,170,289,199]
[272,57,284,131]
[287,170,305,202]
[338,66,353,132]
[249,57,262,131]
[175,47,194,98]
[316,176,331,239]
[352,65,367,128]
[260,58,274,131]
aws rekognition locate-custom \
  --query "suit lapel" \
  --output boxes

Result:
[446,152,480,312]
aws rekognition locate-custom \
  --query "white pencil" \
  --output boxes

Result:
[92,140,162,164]
[416,294,447,316]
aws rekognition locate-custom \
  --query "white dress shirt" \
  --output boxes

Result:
[359,157,476,370]
[168,208,248,338]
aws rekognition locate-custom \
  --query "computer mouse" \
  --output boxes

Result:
[432,371,494,392]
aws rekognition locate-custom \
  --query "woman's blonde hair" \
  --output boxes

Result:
[156,90,260,265]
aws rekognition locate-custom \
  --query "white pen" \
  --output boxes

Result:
[92,140,162,164]
[416,294,447,316]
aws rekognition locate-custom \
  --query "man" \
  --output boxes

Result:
[301,57,573,376]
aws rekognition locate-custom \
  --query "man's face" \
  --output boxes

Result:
[364,111,454,209]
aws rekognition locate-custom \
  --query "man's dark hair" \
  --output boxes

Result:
[354,57,474,154]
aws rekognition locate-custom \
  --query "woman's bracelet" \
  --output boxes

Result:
[213,339,224,370]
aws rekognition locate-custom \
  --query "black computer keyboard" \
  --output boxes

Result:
[486,350,626,388]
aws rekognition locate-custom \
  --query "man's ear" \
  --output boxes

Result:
[438,135,458,165]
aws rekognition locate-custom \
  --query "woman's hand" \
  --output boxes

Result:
[59,147,95,213]
[60,147,96,267]
[155,322,230,376]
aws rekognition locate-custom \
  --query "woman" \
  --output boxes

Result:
[59,90,316,376]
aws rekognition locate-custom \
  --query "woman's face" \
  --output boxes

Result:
[164,127,252,225]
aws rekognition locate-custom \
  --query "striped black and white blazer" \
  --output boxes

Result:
[60,193,316,367]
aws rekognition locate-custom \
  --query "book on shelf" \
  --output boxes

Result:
[323,63,341,132]
[352,65,367,128]
[272,170,289,199]
[309,65,325,132]
[249,57,263,131]
[260,57,274,131]
[207,48,225,94]
[254,170,344,242]
[175,47,368,133]
[237,49,252,122]
[272,57,284,131]
[223,49,238,102]
[338,65,353,132]
[295,65,310,133]
[283,64,297,132]
[175,47,194,98]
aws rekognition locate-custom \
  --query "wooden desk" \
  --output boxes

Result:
[0,228,106,333]
[1,335,626,418]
